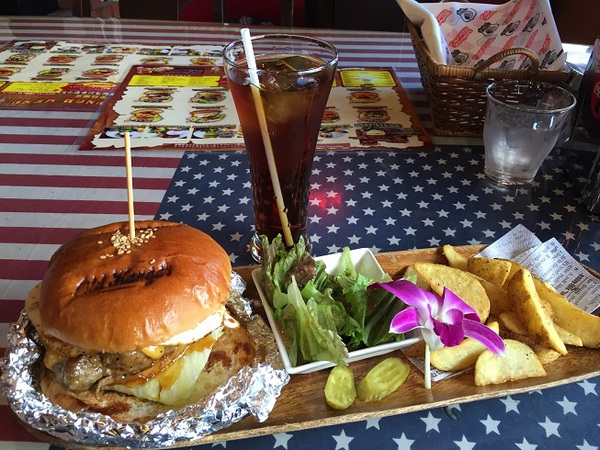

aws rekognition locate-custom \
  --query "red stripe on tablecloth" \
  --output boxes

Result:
[0,227,83,244]
[0,134,79,145]
[0,300,25,323]
[1,260,48,281]
[0,117,91,128]
[0,153,182,168]
[1,19,412,40]
[0,405,42,443]
[0,174,172,190]
[1,199,160,215]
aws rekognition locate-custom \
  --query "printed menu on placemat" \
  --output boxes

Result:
[0,40,223,111]
[80,64,431,151]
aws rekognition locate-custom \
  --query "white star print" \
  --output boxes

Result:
[273,432,293,449]
[420,411,441,432]
[332,430,353,450]
[365,418,380,429]
[230,232,243,241]
[348,235,361,244]
[556,396,577,415]
[578,379,597,396]
[428,237,441,246]
[392,432,415,449]
[480,414,501,435]
[538,416,560,437]
[515,437,538,449]
[577,439,599,450]
[500,396,520,413]
[454,435,476,449]
[386,235,400,246]
[327,224,340,233]
[404,226,417,236]
[212,222,225,231]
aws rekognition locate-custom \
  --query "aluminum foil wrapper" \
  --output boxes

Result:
[0,271,290,448]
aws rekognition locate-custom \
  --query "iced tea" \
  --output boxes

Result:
[223,35,338,260]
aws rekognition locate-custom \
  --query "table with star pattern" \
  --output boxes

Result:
[145,145,600,450]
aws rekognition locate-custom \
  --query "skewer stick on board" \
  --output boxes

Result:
[240,28,294,247]
[124,131,136,239]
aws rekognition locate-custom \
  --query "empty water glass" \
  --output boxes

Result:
[483,80,576,186]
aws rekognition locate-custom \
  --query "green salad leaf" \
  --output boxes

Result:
[260,235,408,367]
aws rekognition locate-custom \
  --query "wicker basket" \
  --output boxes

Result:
[407,20,573,137]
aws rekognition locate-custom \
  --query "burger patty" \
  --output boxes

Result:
[49,347,176,393]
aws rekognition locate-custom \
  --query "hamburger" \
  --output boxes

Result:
[26,220,253,422]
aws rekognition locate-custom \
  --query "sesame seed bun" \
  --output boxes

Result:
[39,220,232,353]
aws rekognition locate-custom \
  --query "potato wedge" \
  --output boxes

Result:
[499,330,562,365]
[501,259,524,284]
[474,339,546,386]
[533,279,600,348]
[554,324,583,347]
[498,311,527,336]
[476,277,512,316]
[507,269,567,355]
[430,322,500,372]
[532,346,562,365]
[442,244,468,272]
[412,262,490,322]
[403,265,430,291]
[467,257,512,287]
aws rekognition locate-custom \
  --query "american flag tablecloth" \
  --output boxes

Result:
[1,15,599,450]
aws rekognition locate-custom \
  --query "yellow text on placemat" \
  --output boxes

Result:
[3,82,69,94]
[340,70,397,87]
[129,75,222,88]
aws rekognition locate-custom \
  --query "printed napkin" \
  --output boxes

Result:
[398,0,566,71]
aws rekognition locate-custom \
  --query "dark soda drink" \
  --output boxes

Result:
[223,35,338,260]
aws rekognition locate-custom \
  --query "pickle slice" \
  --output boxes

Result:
[324,366,356,410]
[357,357,410,402]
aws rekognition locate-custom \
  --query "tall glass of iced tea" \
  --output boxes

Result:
[223,34,338,261]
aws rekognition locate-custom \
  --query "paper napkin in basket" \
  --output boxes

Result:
[397,0,567,71]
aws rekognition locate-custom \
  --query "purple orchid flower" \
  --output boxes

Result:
[368,279,505,355]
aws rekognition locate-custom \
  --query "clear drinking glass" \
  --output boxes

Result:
[223,34,338,261]
[483,80,576,186]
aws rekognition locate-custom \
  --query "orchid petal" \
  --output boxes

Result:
[369,280,426,307]
[421,328,443,351]
[441,287,478,317]
[433,319,465,347]
[389,307,421,334]
[462,319,506,355]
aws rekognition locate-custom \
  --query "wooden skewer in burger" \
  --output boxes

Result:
[27,133,253,422]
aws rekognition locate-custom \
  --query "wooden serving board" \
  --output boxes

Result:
[20,245,600,449]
